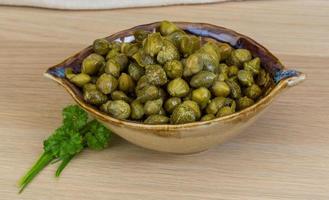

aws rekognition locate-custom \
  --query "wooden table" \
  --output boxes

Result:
[1,0,329,199]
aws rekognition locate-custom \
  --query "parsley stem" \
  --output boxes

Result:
[18,152,53,193]
[55,155,74,177]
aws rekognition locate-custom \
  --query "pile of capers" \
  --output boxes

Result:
[66,21,272,124]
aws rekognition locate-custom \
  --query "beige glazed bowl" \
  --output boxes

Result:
[45,22,305,154]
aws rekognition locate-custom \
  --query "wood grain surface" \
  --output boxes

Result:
[1,0,329,199]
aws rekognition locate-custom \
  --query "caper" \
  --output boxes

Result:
[216,106,234,117]
[200,114,216,121]
[170,100,201,124]
[128,62,145,81]
[111,90,132,103]
[211,81,230,97]
[118,73,135,93]
[136,85,159,103]
[244,84,262,100]
[237,96,255,110]
[191,87,211,109]
[206,97,225,115]
[105,60,121,78]
[190,71,216,88]
[244,57,261,75]
[143,32,163,57]
[183,53,203,77]
[225,79,241,99]
[144,98,163,116]
[83,86,108,106]
[134,30,151,43]
[217,42,233,61]
[104,100,131,120]
[228,49,252,67]
[93,38,110,55]
[167,78,190,97]
[238,70,254,87]
[157,39,180,64]
[82,53,105,75]
[159,20,180,36]
[130,100,144,120]
[96,73,118,94]
[164,97,181,113]
[144,115,169,124]
[132,49,155,67]
[69,73,91,87]
[145,64,168,86]
[180,35,200,57]
[228,65,239,77]
[164,60,183,79]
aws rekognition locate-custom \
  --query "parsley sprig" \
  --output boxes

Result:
[18,105,112,193]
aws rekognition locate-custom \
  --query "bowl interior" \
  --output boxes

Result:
[46,21,285,129]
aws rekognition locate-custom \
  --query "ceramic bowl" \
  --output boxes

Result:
[45,22,305,154]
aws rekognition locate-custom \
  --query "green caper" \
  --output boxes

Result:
[228,65,239,77]
[118,73,135,93]
[144,98,163,116]
[134,30,151,43]
[65,68,75,79]
[143,32,163,57]
[190,71,216,88]
[167,78,190,97]
[200,114,216,121]
[201,42,221,61]
[170,100,201,124]
[130,100,144,120]
[83,87,108,106]
[180,35,200,57]
[237,96,255,110]
[145,64,168,86]
[111,90,132,103]
[257,69,271,87]
[113,53,129,71]
[211,81,230,97]
[144,115,169,124]
[93,38,110,55]
[238,70,254,87]
[191,87,211,109]
[228,49,252,67]
[132,49,155,67]
[217,42,233,61]
[183,53,203,77]
[104,100,131,120]
[244,57,260,75]
[82,53,105,75]
[224,98,236,112]
[182,100,201,119]
[216,106,234,117]
[216,72,228,82]
[164,60,183,79]
[159,20,180,36]
[109,41,121,51]
[198,51,219,74]
[106,49,120,60]
[225,79,241,99]
[105,60,121,78]
[158,88,167,101]
[128,62,145,81]
[165,30,186,48]
[218,63,229,74]
[121,43,139,57]
[206,97,225,114]
[83,83,97,92]
[244,84,262,100]
[96,73,118,94]
[157,39,180,64]
[69,73,91,87]
[135,75,149,91]
[164,97,181,113]
[136,85,159,103]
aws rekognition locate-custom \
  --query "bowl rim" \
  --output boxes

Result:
[45,21,303,131]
